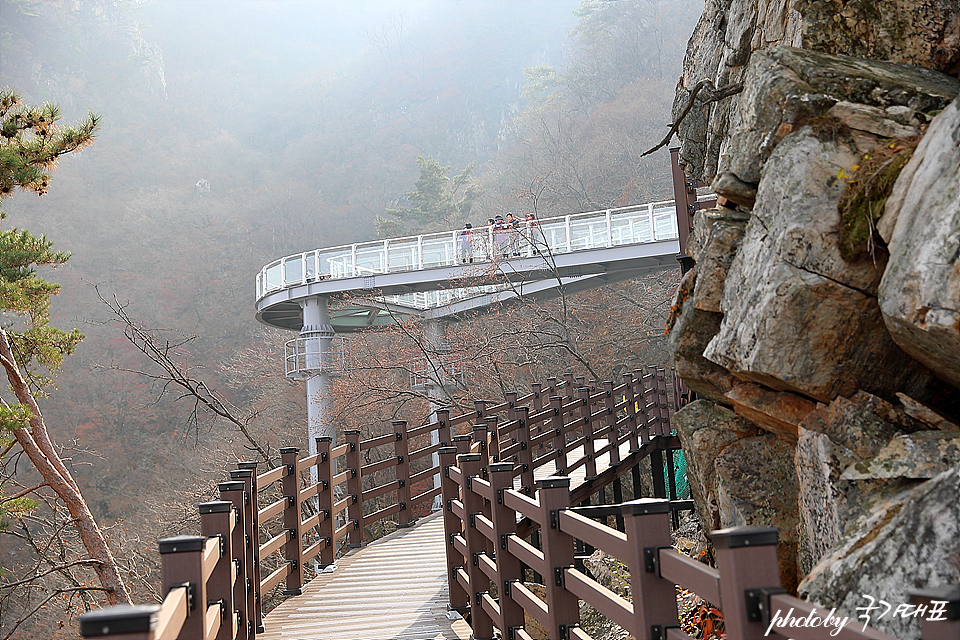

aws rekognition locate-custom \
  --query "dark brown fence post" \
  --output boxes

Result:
[910,587,960,640]
[230,466,262,634]
[621,499,678,640]
[218,480,253,638]
[538,477,579,640]
[474,400,487,422]
[437,409,452,446]
[549,396,566,475]
[531,382,543,414]
[236,461,264,634]
[394,420,413,528]
[200,501,236,640]
[602,381,620,464]
[623,372,640,452]
[280,447,303,595]
[657,367,670,434]
[439,446,469,614]
[712,526,781,640]
[489,462,524,637]
[579,386,598,479]
[635,368,652,443]
[315,436,335,567]
[472,422,490,467]
[344,430,363,548]
[459,453,495,640]
[483,416,500,463]
[158,535,209,639]
[545,377,557,396]
[79,605,160,639]
[515,406,535,493]
[454,434,472,455]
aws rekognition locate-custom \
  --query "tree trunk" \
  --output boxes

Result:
[0,329,132,606]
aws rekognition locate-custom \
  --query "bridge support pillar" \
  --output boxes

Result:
[301,296,335,452]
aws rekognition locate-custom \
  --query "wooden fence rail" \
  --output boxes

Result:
[79,368,687,640]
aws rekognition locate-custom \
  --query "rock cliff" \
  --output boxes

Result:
[668,2,960,638]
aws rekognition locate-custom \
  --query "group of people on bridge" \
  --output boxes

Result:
[459,212,538,263]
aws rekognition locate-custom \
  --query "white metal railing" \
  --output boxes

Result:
[284,335,350,379]
[256,199,690,302]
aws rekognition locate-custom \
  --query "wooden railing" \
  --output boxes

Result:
[78,367,688,639]
[439,373,960,640]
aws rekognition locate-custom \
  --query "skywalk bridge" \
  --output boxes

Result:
[254,197,708,333]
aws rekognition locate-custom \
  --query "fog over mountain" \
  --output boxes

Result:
[0,1,701,633]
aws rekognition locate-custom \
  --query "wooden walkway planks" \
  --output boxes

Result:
[260,513,471,640]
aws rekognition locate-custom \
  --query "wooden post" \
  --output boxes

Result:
[439,446,469,613]
[623,372,640,452]
[472,422,490,467]
[459,453,495,640]
[910,587,960,640]
[579,387,598,479]
[236,461,264,634]
[159,535,209,640]
[394,420,413,528]
[315,437,335,567]
[280,447,303,595]
[563,373,575,401]
[545,377,557,396]
[657,367,670,435]
[538,476,579,640]
[712,526,781,640]
[201,500,236,640]
[474,400,487,422]
[453,434,472,455]
[515,406,535,493]
[621,499,678,640]
[489,462,524,638]
[437,409,452,445]
[484,416,500,463]
[550,396,566,475]
[344,430,363,548]
[78,605,160,640]
[230,466,262,634]
[218,480,253,639]
[603,381,620,465]
[636,368,652,443]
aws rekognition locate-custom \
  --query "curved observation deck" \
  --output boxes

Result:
[255,197,712,333]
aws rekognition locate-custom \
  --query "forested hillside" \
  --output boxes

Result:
[0,1,701,635]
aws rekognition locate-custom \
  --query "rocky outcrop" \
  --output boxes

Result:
[668,8,960,634]
[674,400,800,591]
[673,0,960,182]
[878,97,960,389]
[799,468,960,640]
[794,392,925,573]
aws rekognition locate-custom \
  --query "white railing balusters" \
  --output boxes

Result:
[256,199,687,300]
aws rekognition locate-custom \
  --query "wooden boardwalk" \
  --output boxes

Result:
[260,513,471,640]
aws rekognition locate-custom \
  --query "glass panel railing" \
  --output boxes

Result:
[387,239,419,272]
[256,197,700,300]
[421,234,455,269]
[265,263,282,292]
[284,256,304,285]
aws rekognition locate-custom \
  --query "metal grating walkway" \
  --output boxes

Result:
[260,513,470,640]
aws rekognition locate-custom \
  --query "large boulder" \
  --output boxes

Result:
[673,400,800,591]
[667,268,736,403]
[722,46,958,189]
[799,467,960,640]
[673,400,762,532]
[794,392,925,573]
[703,130,947,403]
[878,97,960,391]
[674,2,960,184]
[686,206,751,313]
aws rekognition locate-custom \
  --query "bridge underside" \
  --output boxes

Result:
[256,242,682,333]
